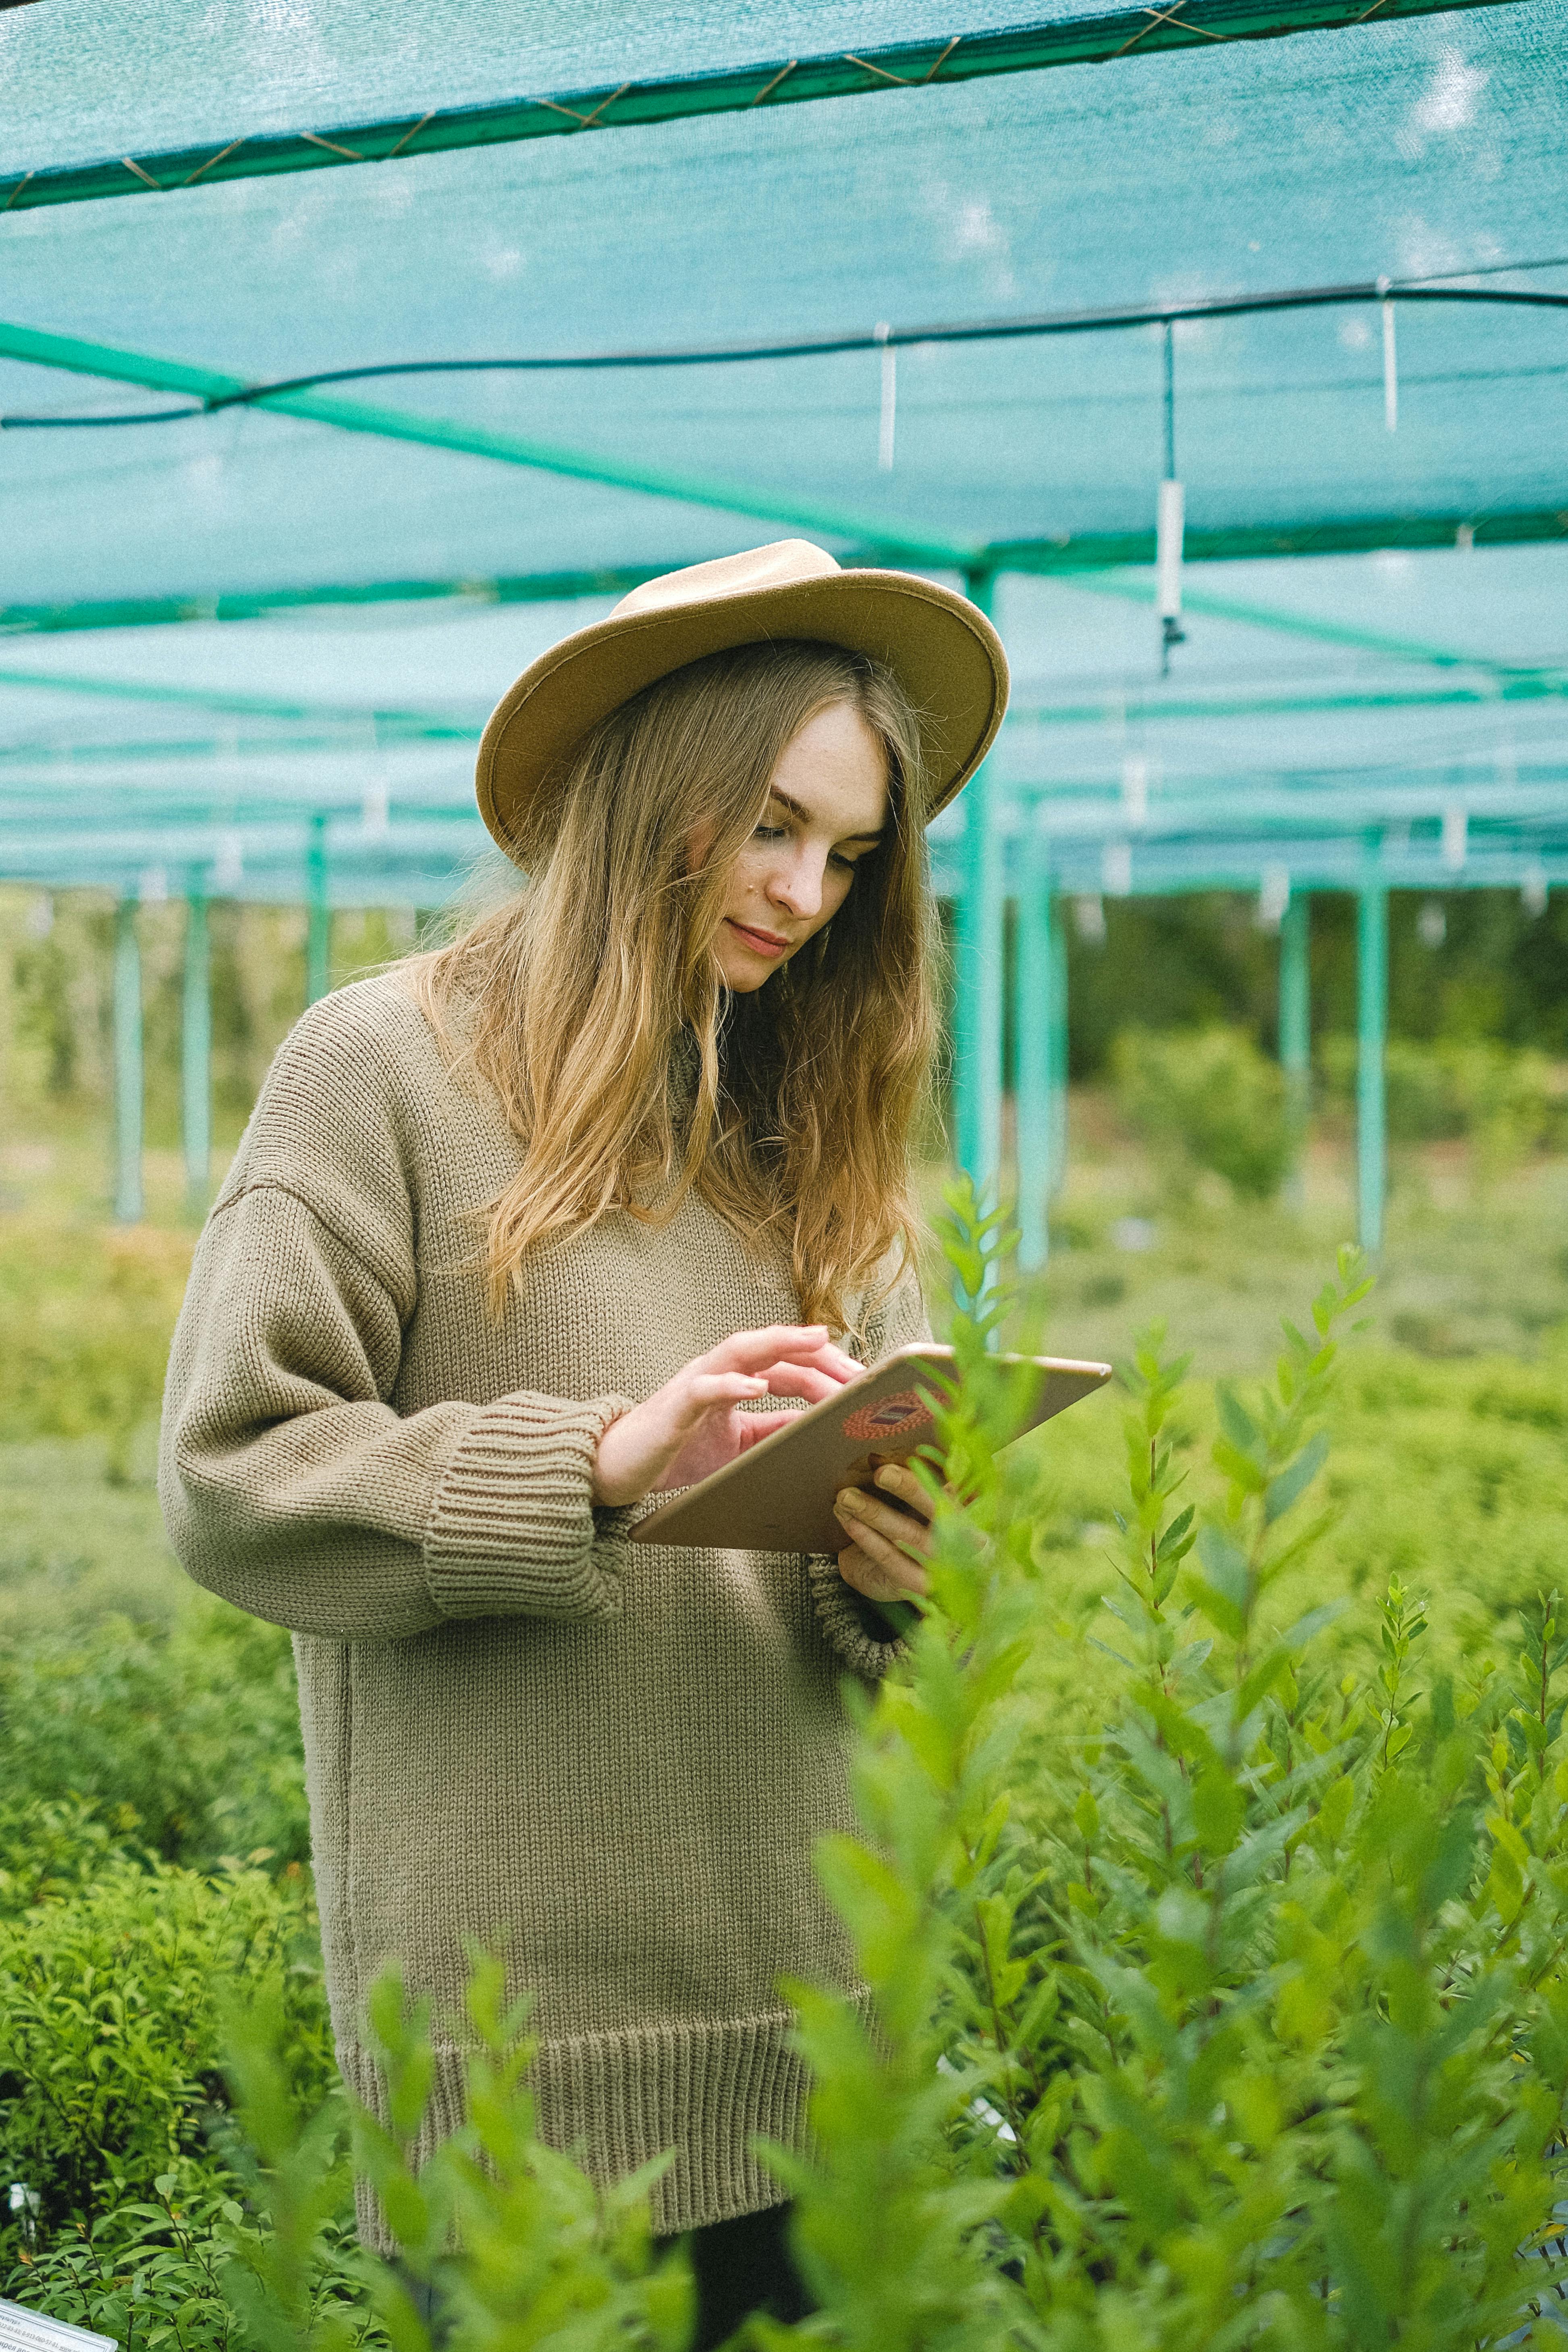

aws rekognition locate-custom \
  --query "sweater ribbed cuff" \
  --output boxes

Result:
[806,1554,908,1681]
[423,1389,637,1622]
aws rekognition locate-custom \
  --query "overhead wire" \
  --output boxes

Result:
[3,271,1566,430]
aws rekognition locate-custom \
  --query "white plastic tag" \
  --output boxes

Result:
[0,2300,117,2352]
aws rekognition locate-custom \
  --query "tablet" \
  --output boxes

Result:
[630,1342,1112,1555]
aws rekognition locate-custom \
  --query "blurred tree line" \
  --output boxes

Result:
[0,892,424,1150]
[1018,884,1568,1079]
[2,884,1564,1152]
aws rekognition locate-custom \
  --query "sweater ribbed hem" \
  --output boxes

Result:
[423,1388,637,1621]
[343,2002,853,2246]
[806,1555,909,1681]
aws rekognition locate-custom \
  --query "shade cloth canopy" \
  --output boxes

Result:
[4,0,1563,1255]
[2,549,1562,904]
[0,0,1564,616]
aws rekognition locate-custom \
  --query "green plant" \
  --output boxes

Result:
[759,1200,1568,2346]
[212,1959,693,2352]
[0,1218,191,1446]
[0,1854,333,2259]
[1112,1024,1292,1201]
[4,2164,252,2352]
[10,1192,1568,2349]
[0,1609,309,1870]
[1318,1034,1566,1173]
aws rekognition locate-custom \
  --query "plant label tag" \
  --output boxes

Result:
[0,2302,118,2352]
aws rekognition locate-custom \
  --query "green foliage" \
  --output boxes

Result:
[1111,1025,1292,1201]
[0,1220,191,1447]
[4,2159,374,2352]
[6,2164,255,2352]
[1,886,422,1153]
[766,1193,1568,2347]
[0,1610,309,1870]
[215,1957,692,2352]
[368,1956,693,2352]
[2,1181,1568,2348]
[0,1853,333,2259]
[1318,1033,1567,1170]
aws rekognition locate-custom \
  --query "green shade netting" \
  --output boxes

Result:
[2,547,1563,903]
[0,0,1564,609]
[3,0,1062,172]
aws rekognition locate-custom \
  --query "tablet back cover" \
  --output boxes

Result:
[631,1344,1109,1555]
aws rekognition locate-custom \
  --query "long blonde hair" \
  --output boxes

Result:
[413,638,937,1334]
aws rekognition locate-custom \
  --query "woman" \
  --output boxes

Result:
[159,539,1008,2343]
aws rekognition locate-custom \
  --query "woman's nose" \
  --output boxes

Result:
[768,850,825,918]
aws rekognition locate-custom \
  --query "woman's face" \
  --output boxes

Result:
[702,699,890,994]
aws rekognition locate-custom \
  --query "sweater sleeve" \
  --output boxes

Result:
[806,1256,932,1681]
[158,1002,634,1643]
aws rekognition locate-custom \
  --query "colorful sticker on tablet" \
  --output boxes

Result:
[843,1388,933,1443]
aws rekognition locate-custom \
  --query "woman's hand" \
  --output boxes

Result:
[833,1460,935,1602]
[592,1324,863,1507]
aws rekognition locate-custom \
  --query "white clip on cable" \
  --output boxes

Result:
[1378,275,1398,433]
[873,321,895,472]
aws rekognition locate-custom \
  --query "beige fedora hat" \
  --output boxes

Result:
[476,539,1008,858]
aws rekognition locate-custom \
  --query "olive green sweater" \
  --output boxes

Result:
[158,973,920,2241]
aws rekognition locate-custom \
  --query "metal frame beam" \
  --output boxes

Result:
[953,566,1003,1194]
[112,898,143,1224]
[1278,891,1312,1204]
[0,0,1526,216]
[1356,871,1389,1252]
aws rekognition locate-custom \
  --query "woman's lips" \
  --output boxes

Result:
[726,919,791,959]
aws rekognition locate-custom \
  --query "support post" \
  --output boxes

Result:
[952,565,1003,1198]
[112,897,144,1225]
[1278,891,1310,1205]
[1015,824,1053,1272]
[1049,912,1069,1199]
[1356,873,1387,1253]
[182,889,212,1215]
[305,812,331,1005]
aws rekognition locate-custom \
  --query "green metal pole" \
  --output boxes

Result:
[953,566,1003,1195]
[305,812,331,1005]
[182,889,212,1215]
[1049,910,1069,1199]
[1015,827,1053,1272]
[1356,873,1387,1252]
[112,897,143,1225]
[1279,891,1310,1205]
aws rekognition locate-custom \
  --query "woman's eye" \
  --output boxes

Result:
[752,823,787,842]
[831,852,859,874]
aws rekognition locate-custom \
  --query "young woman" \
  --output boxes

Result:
[159,540,1008,2344]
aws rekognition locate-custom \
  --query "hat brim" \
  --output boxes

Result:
[476,567,1008,860]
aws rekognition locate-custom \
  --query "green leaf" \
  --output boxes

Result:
[1215,1385,1261,1456]
[1264,1429,1329,1525]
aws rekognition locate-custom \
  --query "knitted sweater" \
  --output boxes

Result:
[158,972,922,2241]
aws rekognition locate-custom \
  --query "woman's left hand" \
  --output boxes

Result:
[833,1461,935,1603]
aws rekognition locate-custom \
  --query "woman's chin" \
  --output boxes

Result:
[717,964,773,995]
[714,947,781,994]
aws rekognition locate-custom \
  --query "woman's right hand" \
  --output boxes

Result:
[591,1324,862,1507]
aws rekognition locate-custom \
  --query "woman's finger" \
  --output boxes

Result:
[836,1539,928,1602]
[730,1407,818,1441]
[833,1486,935,1563]
[760,1364,850,1405]
[872,1461,937,1521]
[680,1371,771,1413]
[706,1326,834,1378]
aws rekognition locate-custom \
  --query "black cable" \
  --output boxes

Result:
[4,275,1566,431]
